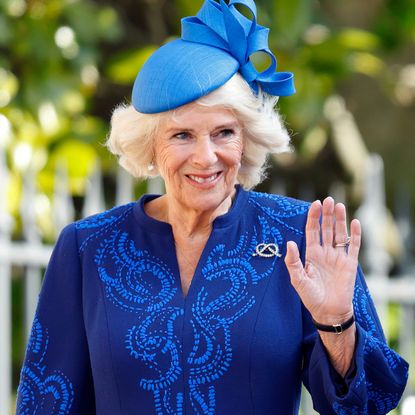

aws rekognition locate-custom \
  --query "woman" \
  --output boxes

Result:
[16,0,408,414]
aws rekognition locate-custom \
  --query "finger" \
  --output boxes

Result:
[321,197,334,247]
[348,219,361,260]
[334,203,348,246]
[305,200,322,246]
[285,241,307,289]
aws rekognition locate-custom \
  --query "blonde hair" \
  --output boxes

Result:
[106,73,291,189]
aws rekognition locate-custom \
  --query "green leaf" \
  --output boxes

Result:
[0,12,11,45]
[97,7,123,42]
[348,52,384,77]
[175,0,204,17]
[106,46,159,85]
[64,1,108,44]
[271,0,313,49]
[0,68,19,107]
[337,28,380,51]
[48,139,98,194]
[72,115,107,144]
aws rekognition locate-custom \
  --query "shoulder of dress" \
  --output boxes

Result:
[61,202,137,254]
[246,190,310,217]
[73,202,136,231]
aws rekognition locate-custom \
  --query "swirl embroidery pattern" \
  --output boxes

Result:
[187,235,271,413]
[95,229,184,414]
[353,284,378,336]
[91,192,309,415]
[16,318,74,415]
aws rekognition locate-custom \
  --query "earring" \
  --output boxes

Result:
[147,162,155,172]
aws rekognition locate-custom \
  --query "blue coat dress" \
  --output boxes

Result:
[16,186,408,414]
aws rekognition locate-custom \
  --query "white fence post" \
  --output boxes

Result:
[54,162,75,234]
[21,169,43,340]
[116,167,135,206]
[147,176,164,195]
[356,154,392,276]
[0,144,12,415]
[83,162,106,218]
[356,154,391,336]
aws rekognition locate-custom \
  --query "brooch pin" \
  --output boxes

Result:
[253,243,282,258]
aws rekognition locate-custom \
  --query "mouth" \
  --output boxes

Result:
[186,172,221,184]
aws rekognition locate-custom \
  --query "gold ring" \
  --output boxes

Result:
[335,236,351,248]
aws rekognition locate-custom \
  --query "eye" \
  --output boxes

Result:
[216,129,235,139]
[173,131,191,140]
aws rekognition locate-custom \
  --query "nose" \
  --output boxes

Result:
[190,136,218,168]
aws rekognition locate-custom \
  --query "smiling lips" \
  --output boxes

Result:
[186,172,221,184]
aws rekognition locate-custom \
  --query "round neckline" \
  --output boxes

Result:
[133,185,248,234]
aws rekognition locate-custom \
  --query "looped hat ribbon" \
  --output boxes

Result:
[132,0,295,114]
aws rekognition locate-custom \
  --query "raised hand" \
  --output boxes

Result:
[284,197,362,325]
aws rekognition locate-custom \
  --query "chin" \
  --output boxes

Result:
[184,188,232,212]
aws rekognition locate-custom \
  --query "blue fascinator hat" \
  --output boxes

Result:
[132,0,295,114]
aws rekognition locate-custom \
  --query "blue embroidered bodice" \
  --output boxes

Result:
[16,187,408,414]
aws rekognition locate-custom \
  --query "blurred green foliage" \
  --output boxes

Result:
[0,0,122,220]
[0,0,414,228]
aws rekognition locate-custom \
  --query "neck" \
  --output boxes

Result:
[145,191,235,238]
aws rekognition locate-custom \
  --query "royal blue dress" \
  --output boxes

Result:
[16,187,408,414]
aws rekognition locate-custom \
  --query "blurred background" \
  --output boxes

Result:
[0,0,414,413]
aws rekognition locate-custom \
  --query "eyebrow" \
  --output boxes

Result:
[164,122,241,135]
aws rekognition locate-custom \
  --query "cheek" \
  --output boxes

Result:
[155,145,182,180]
[223,139,243,167]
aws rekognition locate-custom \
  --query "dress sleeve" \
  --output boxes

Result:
[301,265,409,414]
[16,224,96,414]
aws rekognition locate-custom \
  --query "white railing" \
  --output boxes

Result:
[0,150,165,414]
[1,148,414,414]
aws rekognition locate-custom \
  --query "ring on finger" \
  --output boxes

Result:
[335,236,351,248]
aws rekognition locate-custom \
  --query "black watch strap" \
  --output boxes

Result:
[312,315,355,335]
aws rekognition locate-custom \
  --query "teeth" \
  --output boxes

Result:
[188,173,218,183]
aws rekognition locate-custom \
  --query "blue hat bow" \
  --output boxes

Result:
[181,0,295,96]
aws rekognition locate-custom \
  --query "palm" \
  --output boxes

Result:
[285,197,361,324]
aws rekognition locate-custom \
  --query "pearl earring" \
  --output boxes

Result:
[148,162,155,171]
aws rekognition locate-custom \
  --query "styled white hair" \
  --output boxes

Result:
[106,73,291,189]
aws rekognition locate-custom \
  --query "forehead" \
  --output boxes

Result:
[161,104,240,131]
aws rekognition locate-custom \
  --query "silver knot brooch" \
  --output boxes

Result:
[253,243,282,258]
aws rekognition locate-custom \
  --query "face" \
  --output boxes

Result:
[154,104,244,214]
